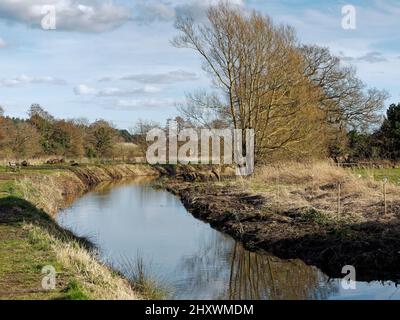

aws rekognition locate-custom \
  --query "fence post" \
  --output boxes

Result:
[337,182,341,216]
[276,173,280,211]
[383,177,387,215]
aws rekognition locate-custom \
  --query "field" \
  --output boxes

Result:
[352,167,400,184]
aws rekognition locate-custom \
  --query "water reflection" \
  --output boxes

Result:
[57,179,400,300]
[173,230,337,300]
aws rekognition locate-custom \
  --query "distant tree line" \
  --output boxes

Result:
[0,104,137,160]
[0,101,399,163]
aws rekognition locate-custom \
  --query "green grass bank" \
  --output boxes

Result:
[0,164,162,300]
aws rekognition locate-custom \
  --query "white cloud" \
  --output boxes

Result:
[115,97,180,109]
[0,0,132,33]
[74,84,96,95]
[97,85,161,96]
[0,74,66,87]
[134,3,175,23]
[120,70,198,84]
[74,84,161,96]
[133,0,245,23]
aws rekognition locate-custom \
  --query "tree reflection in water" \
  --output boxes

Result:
[174,231,338,300]
[61,178,338,300]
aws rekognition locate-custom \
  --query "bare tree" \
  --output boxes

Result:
[178,91,229,128]
[301,45,388,130]
[173,4,388,162]
[28,103,54,122]
[173,3,327,160]
[130,119,161,156]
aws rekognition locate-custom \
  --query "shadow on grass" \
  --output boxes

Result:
[0,196,165,300]
[0,196,93,251]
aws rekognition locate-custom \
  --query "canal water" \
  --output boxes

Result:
[56,178,400,300]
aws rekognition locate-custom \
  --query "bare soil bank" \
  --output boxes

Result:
[160,166,400,283]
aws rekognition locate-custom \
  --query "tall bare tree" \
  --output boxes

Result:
[301,45,388,130]
[174,4,388,162]
[130,119,161,156]
[173,3,328,160]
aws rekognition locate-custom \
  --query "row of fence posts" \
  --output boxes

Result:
[336,177,389,216]
[274,173,390,216]
[276,175,388,216]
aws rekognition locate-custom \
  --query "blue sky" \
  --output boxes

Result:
[0,0,399,128]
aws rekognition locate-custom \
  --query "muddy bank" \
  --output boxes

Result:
[164,178,400,283]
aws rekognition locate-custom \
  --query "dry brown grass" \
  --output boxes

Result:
[255,161,347,185]
[16,172,85,215]
[242,161,400,219]
[15,164,159,215]
[25,223,140,300]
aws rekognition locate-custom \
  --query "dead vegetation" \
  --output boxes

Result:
[15,164,159,215]
[246,161,400,220]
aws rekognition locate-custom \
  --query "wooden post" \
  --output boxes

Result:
[383,177,388,215]
[337,182,341,216]
[276,173,280,211]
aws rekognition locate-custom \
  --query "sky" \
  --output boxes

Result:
[0,0,399,129]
